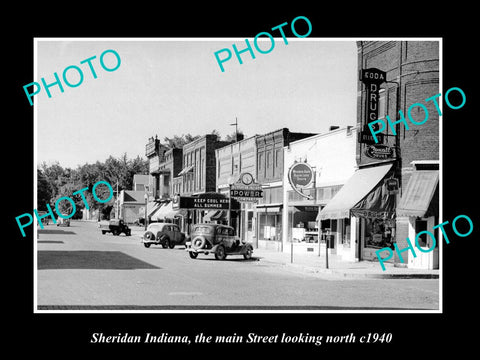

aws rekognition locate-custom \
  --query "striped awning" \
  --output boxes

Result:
[397,170,439,217]
[317,164,393,220]
[178,165,194,176]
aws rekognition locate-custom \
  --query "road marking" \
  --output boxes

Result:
[168,292,203,296]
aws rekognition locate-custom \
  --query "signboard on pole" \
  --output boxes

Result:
[230,172,263,203]
[288,161,315,200]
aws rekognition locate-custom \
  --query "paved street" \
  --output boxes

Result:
[36,221,439,310]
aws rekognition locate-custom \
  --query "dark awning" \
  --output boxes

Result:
[397,170,439,217]
[317,164,393,220]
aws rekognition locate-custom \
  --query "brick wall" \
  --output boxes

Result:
[357,41,439,265]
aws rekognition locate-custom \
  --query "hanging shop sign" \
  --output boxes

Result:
[230,172,263,203]
[364,144,394,160]
[359,124,384,145]
[172,194,240,210]
[360,67,386,143]
[288,161,315,200]
[384,177,399,195]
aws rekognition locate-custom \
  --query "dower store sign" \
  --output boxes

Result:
[288,161,315,200]
[230,172,263,203]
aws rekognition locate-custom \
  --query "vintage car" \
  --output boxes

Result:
[99,219,131,236]
[185,223,253,260]
[56,217,70,227]
[142,222,187,248]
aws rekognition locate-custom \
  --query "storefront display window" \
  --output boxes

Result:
[258,213,281,241]
[365,218,394,249]
[342,218,351,246]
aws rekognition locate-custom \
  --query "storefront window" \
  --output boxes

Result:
[365,218,394,249]
[288,206,319,243]
[258,213,280,241]
[247,212,253,231]
[415,219,428,247]
[342,218,351,246]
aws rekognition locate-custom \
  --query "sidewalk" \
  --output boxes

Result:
[128,224,438,279]
[252,248,439,279]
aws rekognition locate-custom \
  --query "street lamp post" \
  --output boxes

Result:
[144,193,148,231]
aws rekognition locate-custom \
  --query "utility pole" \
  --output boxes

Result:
[230,117,239,142]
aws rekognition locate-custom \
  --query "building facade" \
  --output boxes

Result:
[282,126,358,260]
[254,128,317,251]
[171,134,234,235]
[319,40,440,268]
[216,134,257,240]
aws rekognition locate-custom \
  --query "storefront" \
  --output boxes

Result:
[172,193,240,236]
[282,127,358,258]
[255,186,283,251]
[396,165,439,269]
[318,162,397,262]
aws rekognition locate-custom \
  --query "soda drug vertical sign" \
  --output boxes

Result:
[360,68,386,144]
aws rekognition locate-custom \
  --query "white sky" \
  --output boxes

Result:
[36,39,358,169]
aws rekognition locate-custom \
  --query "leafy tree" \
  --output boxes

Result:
[37,169,52,211]
[224,129,245,142]
[163,134,201,148]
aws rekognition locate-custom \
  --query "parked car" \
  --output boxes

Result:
[185,223,253,260]
[56,217,70,227]
[99,219,131,236]
[142,222,187,248]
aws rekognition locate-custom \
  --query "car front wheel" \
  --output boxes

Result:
[215,245,227,260]
[189,251,198,259]
[243,247,253,260]
[144,243,151,248]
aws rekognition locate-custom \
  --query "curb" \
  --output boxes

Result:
[255,257,439,279]
[285,263,439,279]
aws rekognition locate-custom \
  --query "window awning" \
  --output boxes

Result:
[317,164,393,220]
[178,165,194,176]
[151,201,173,221]
[397,170,439,217]
[258,206,281,213]
[203,210,226,221]
[147,201,162,217]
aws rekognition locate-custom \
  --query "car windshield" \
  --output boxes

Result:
[147,223,164,231]
[193,226,213,234]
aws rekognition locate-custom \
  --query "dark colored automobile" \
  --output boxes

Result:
[99,219,131,236]
[185,223,253,260]
[142,222,187,248]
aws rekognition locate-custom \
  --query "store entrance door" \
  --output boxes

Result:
[408,216,438,269]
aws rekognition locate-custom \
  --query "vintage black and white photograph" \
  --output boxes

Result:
[32,37,442,312]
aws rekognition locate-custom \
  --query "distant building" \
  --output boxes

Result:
[118,190,147,224]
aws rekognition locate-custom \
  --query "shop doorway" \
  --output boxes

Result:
[408,216,439,269]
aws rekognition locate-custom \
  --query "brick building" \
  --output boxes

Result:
[216,134,258,240]
[172,134,234,234]
[320,40,439,269]
[254,128,317,251]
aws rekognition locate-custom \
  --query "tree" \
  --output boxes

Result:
[37,169,52,211]
[163,134,201,148]
[224,129,245,142]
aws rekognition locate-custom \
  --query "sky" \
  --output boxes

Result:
[35,39,358,169]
